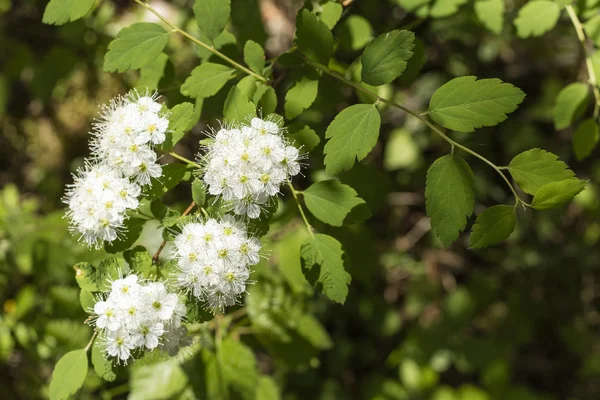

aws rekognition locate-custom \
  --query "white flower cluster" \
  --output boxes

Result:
[201,117,301,218]
[64,90,168,248]
[172,216,261,312]
[93,274,185,363]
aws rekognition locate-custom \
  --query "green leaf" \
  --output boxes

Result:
[430,0,468,19]
[300,234,351,304]
[256,376,281,400]
[130,360,188,400]
[137,53,169,91]
[531,178,587,210]
[584,15,600,47]
[425,154,475,246]
[573,118,599,161]
[360,30,415,86]
[337,15,374,51]
[42,0,95,25]
[147,163,191,200]
[428,76,525,132]
[243,40,265,74]
[104,218,146,254]
[221,338,258,399]
[91,343,116,382]
[469,205,516,248]
[514,0,560,38]
[553,83,589,130]
[317,1,343,29]
[296,9,333,65]
[474,0,504,35]
[287,123,320,152]
[324,104,381,174]
[285,77,319,119]
[507,148,575,195]
[180,63,236,99]
[158,102,195,150]
[123,246,153,278]
[303,180,369,226]
[104,23,169,73]
[48,349,88,400]
[257,86,277,115]
[194,0,231,42]
[79,289,95,313]
[223,86,256,124]
[191,178,207,206]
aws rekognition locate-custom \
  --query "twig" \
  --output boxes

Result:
[152,201,196,264]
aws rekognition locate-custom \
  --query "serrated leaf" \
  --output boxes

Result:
[91,343,116,382]
[300,234,351,304]
[104,217,146,253]
[514,0,560,38]
[285,77,319,119]
[360,30,414,86]
[104,23,169,73]
[425,154,475,246]
[79,289,95,313]
[243,40,265,74]
[48,349,88,400]
[130,360,188,400]
[191,178,207,206]
[194,0,231,42]
[223,86,256,123]
[296,9,333,65]
[303,180,369,226]
[324,104,381,174]
[428,76,525,132]
[573,118,599,161]
[554,83,589,130]
[158,102,195,150]
[507,148,575,195]
[430,0,468,18]
[287,123,320,152]
[470,205,516,248]
[123,246,153,277]
[137,53,169,91]
[531,178,587,210]
[474,0,504,35]
[42,0,95,26]
[180,63,236,99]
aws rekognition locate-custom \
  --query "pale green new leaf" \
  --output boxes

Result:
[285,77,319,119]
[243,40,265,74]
[303,180,369,226]
[296,9,333,65]
[507,148,575,195]
[337,15,373,51]
[318,1,343,29]
[91,343,116,382]
[300,234,351,304]
[474,0,504,35]
[324,104,381,174]
[573,118,599,161]
[223,86,256,123]
[137,53,169,91]
[531,178,587,210]
[396,0,431,12]
[425,154,475,246]
[130,360,188,400]
[360,30,415,86]
[584,15,600,47]
[514,0,560,38]
[430,0,468,18]
[42,0,95,25]
[104,23,169,73]
[257,376,281,400]
[79,289,94,313]
[48,349,88,400]
[553,83,589,130]
[428,76,525,132]
[194,0,231,42]
[158,102,195,150]
[470,205,516,248]
[180,63,235,98]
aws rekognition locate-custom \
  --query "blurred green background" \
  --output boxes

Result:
[1,0,599,399]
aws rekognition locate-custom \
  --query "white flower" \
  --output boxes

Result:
[145,282,179,321]
[105,329,136,363]
[94,300,120,331]
[131,321,164,350]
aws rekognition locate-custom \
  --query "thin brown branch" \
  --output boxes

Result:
[152,201,196,264]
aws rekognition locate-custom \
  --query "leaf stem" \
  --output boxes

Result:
[167,151,203,169]
[287,181,314,237]
[131,0,267,83]
[152,201,196,264]
[566,4,600,118]
[215,315,229,400]
[85,330,98,352]
[302,57,526,206]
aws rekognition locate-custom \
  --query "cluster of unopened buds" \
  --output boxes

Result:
[64,90,168,248]
[92,274,187,363]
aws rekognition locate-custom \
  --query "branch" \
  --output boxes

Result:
[152,201,196,264]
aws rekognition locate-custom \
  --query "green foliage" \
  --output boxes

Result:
[287,123,320,152]
[138,53,169,91]
[147,163,191,200]
[553,82,589,130]
[104,23,169,73]
[573,118,599,160]
[428,76,525,132]
[180,63,235,98]
[223,85,256,123]
[243,40,265,74]
[296,9,333,65]
[42,0,95,26]
[425,155,475,246]
[474,0,504,35]
[105,218,146,253]
[300,234,351,304]
[191,179,207,206]
[48,349,88,400]
[530,178,587,210]
[123,246,153,278]
[507,149,575,195]
[130,360,189,400]
[429,0,468,19]
[220,338,258,399]
[91,343,116,382]
[323,104,381,174]
[193,0,231,42]
[303,180,369,226]
[360,30,415,86]
[159,102,195,150]
[285,77,319,119]
[469,205,516,249]
[514,0,561,38]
